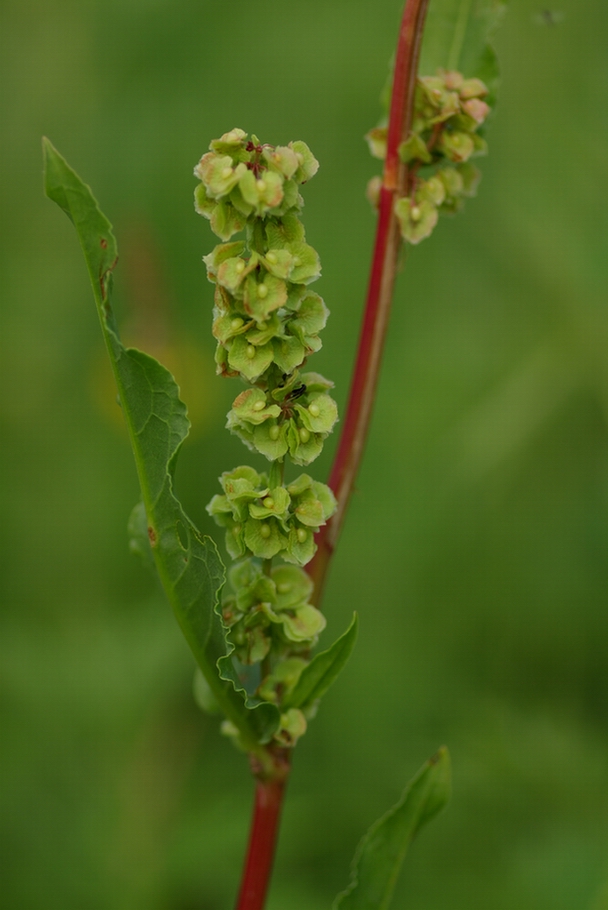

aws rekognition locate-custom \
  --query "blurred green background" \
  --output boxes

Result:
[2,1,608,907]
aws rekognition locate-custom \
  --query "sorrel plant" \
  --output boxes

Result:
[43,2,506,907]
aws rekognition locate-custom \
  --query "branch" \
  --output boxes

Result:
[309,0,430,600]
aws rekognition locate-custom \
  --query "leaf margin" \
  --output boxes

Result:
[42,137,280,751]
[283,612,358,711]
[332,746,451,910]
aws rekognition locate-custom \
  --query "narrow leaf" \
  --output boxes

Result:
[419,0,507,101]
[333,747,451,910]
[283,613,358,711]
[43,138,280,748]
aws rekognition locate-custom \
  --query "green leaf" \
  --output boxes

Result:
[333,747,451,910]
[419,0,507,102]
[284,613,358,711]
[43,138,280,750]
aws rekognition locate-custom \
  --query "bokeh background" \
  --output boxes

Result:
[2,1,608,907]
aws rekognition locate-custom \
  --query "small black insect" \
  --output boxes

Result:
[285,384,307,401]
[277,384,308,423]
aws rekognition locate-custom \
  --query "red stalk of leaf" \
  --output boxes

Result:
[236,4,429,909]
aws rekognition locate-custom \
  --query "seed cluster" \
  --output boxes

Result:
[194,130,338,746]
[207,466,336,567]
[366,70,492,244]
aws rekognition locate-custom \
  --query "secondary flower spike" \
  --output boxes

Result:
[366,70,492,244]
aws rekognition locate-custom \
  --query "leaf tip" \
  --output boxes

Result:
[41,135,56,167]
[42,137,63,201]
[429,744,449,766]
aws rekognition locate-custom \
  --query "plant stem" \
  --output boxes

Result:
[236,4,430,906]
[309,0,429,602]
[235,749,290,910]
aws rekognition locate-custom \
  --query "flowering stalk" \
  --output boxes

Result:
[191,3,441,906]
[307,0,430,600]
[194,129,339,763]
[190,0,496,898]
[310,0,493,603]
[193,125,352,908]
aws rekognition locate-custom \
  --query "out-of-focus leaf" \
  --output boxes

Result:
[283,613,358,711]
[419,0,507,101]
[333,747,451,910]
[43,138,280,749]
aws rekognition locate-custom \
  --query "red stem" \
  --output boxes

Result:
[235,752,290,910]
[236,4,430,908]
[309,0,429,599]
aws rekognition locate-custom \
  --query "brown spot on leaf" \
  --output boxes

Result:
[148,526,157,546]
[98,254,118,299]
[233,389,253,408]
[100,237,108,249]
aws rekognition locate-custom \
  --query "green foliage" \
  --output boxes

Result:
[42,125,356,769]
[42,138,280,750]
[283,612,359,712]
[419,0,507,103]
[6,3,607,908]
[333,748,451,910]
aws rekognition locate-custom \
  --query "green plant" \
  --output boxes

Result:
[43,2,505,907]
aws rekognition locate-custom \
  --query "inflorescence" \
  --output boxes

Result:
[194,129,337,747]
[366,70,492,244]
